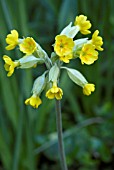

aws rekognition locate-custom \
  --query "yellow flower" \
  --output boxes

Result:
[3,55,19,77]
[91,30,103,51]
[83,83,95,96]
[6,30,19,50]
[54,35,74,57]
[25,94,42,108]
[80,44,98,65]
[59,53,73,63]
[46,82,63,100]
[19,37,37,55]
[74,15,91,35]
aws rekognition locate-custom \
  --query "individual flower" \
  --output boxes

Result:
[74,15,91,35]
[83,83,95,96]
[46,82,63,100]
[3,55,19,77]
[6,30,19,50]
[59,53,73,63]
[80,44,98,65]
[19,37,37,55]
[54,35,75,57]
[25,94,42,108]
[91,30,103,51]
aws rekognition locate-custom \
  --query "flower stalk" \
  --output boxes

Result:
[55,100,68,170]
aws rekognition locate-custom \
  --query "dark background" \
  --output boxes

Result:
[0,0,114,170]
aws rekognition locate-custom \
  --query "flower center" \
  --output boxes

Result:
[60,43,64,48]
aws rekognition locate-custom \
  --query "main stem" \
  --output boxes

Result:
[55,100,68,170]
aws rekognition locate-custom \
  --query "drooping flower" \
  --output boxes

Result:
[19,37,37,55]
[54,35,74,57]
[59,53,73,63]
[46,82,63,100]
[80,44,98,65]
[3,55,19,77]
[91,30,103,51]
[74,15,91,35]
[83,83,95,96]
[25,94,42,108]
[6,30,19,50]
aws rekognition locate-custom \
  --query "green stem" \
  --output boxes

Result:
[55,100,68,170]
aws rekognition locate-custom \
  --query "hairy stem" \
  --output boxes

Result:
[55,100,68,170]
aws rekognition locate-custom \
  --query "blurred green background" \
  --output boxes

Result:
[0,0,114,170]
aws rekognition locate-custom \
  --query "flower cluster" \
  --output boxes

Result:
[3,14,103,108]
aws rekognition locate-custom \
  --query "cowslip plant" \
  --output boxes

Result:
[3,14,103,170]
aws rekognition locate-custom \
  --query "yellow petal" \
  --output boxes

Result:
[19,37,36,55]
[74,15,91,35]
[54,35,74,57]
[83,83,95,96]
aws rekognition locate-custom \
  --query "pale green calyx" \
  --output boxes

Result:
[60,22,79,38]
[73,38,88,58]
[49,63,60,82]
[74,38,88,49]
[51,52,59,64]
[36,43,52,69]
[62,67,88,87]
[36,44,47,58]
[18,38,23,44]
[19,55,44,68]
[32,72,47,95]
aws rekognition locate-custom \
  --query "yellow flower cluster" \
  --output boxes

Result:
[5,30,37,55]
[53,15,103,66]
[74,15,103,65]
[79,30,103,65]
[2,14,104,109]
